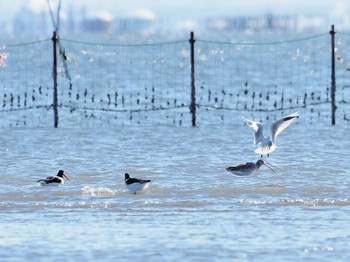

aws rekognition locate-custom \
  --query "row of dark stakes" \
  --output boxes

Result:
[1,83,349,124]
[2,83,330,109]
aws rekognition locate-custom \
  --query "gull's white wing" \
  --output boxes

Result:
[242,117,264,145]
[270,112,299,143]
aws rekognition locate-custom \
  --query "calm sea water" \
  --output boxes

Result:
[1,121,349,261]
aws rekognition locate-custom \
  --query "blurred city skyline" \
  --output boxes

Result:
[0,0,348,20]
[0,0,349,36]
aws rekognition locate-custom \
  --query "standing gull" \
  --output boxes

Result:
[243,112,300,157]
[226,160,277,176]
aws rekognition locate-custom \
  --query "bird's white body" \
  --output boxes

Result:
[253,139,277,155]
[243,112,299,156]
[125,182,150,194]
[124,173,151,194]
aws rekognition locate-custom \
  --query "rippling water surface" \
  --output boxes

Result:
[1,122,350,261]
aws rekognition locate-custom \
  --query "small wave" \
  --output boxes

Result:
[305,186,336,193]
[139,200,209,207]
[205,185,287,196]
[0,201,112,210]
[81,186,118,196]
[240,198,350,206]
[33,201,111,208]
[0,202,9,207]
[25,200,209,210]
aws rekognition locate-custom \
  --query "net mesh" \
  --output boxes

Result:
[0,32,349,127]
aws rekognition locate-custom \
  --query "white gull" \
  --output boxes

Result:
[243,112,300,157]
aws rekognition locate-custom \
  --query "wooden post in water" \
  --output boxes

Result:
[52,31,59,128]
[330,25,336,125]
[189,32,196,127]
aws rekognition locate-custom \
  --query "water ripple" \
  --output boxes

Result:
[240,198,350,206]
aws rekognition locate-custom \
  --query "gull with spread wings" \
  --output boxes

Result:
[243,112,300,157]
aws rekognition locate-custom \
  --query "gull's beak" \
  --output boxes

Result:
[263,163,278,174]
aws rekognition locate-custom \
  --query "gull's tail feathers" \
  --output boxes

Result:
[254,144,277,155]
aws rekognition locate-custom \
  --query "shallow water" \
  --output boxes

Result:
[1,122,350,261]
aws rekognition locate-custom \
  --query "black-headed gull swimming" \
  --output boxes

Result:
[37,170,69,186]
[124,173,151,194]
[243,112,300,157]
[226,160,277,176]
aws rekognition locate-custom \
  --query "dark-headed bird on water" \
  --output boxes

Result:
[243,112,300,157]
[226,160,277,176]
[124,173,151,194]
[37,170,69,186]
